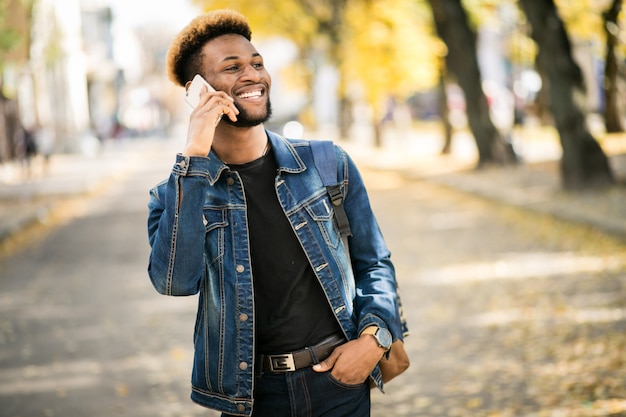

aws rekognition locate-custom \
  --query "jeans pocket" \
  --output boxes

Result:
[324,371,366,390]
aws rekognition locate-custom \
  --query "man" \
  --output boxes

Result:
[147,9,404,417]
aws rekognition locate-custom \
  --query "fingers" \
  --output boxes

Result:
[221,104,239,123]
[184,92,235,156]
[197,90,238,121]
[183,89,239,156]
[312,351,338,373]
[203,100,238,121]
[312,340,379,384]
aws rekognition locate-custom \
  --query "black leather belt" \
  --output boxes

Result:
[258,334,345,374]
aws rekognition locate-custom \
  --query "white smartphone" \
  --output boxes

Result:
[185,74,215,108]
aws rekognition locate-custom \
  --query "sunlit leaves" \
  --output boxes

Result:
[341,0,439,110]
[193,0,327,46]
[193,0,440,117]
[192,0,624,122]
[0,0,31,67]
[462,0,625,78]
[555,0,609,39]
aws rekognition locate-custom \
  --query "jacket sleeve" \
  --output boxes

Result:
[147,155,211,296]
[338,147,405,342]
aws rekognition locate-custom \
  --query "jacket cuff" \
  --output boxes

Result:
[357,315,388,337]
[172,153,211,176]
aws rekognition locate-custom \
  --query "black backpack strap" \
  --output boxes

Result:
[311,140,408,339]
[310,140,352,240]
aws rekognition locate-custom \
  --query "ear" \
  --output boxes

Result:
[184,80,192,91]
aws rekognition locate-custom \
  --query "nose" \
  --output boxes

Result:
[241,64,262,82]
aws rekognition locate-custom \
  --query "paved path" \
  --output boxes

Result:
[365,169,626,416]
[1,135,625,416]
[0,138,212,417]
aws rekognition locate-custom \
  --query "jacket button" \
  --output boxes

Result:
[237,404,246,413]
[239,362,248,370]
[236,265,244,273]
[227,177,235,185]
[239,314,248,322]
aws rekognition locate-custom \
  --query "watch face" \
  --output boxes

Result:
[376,328,393,349]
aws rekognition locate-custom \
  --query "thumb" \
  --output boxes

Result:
[312,353,337,373]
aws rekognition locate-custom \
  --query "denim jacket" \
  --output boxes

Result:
[147,130,403,416]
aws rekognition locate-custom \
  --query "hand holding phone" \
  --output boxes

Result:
[185,74,215,108]
[182,74,238,156]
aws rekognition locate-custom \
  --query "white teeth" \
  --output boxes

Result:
[238,90,262,99]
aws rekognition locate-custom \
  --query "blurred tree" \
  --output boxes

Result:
[519,0,614,189]
[427,0,519,166]
[0,0,33,81]
[341,0,438,146]
[437,56,453,154]
[0,2,23,56]
[0,0,34,163]
[552,0,625,133]
[194,0,350,134]
[193,0,439,145]
[602,0,624,133]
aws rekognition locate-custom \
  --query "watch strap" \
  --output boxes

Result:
[360,326,378,337]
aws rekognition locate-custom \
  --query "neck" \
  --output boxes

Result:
[212,124,268,165]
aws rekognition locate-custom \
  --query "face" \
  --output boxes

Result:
[200,34,272,128]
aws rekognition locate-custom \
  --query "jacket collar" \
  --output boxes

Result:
[205,129,306,184]
[266,130,306,174]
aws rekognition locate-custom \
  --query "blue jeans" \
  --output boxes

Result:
[222,367,370,417]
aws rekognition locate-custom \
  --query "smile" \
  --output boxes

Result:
[237,89,263,99]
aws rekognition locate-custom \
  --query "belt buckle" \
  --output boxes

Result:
[268,353,296,372]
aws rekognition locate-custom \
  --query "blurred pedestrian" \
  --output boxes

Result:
[16,124,38,179]
[147,9,405,417]
[34,124,55,173]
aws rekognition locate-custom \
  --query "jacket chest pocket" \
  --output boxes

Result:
[304,195,340,249]
[203,207,229,262]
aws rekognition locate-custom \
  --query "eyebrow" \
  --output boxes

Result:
[221,52,261,62]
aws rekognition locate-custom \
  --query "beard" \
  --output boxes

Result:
[223,98,272,128]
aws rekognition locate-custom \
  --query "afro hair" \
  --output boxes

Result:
[166,9,252,87]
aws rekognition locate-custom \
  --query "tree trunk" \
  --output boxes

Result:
[296,0,349,138]
[427,0,518,166]
[602,0,624,133]
[339,96,352,142]
[519,0,614,190]
[438,66,453,155]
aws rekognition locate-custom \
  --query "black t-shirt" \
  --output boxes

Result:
[229,150,342,354]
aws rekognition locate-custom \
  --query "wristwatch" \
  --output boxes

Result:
[361,326,392,351]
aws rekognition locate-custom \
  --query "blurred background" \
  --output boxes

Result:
[0,0,623,188]
[1,1,626,417]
